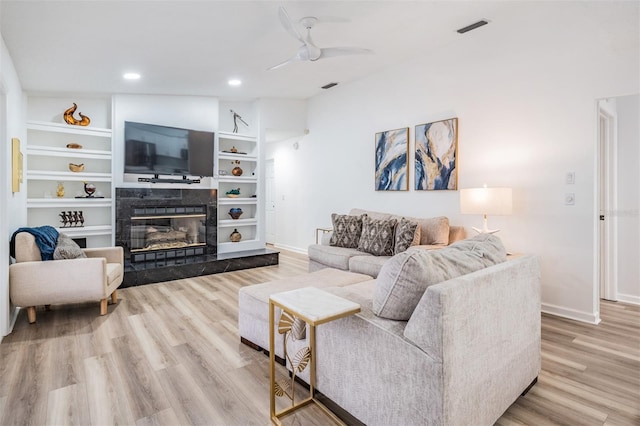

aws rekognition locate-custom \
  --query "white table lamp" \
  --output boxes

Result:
[460,186,512,234]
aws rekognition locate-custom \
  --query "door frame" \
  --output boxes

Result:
[264,158,276,244]
[595,99,618,308]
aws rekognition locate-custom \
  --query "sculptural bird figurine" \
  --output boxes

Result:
[63,103,91,126]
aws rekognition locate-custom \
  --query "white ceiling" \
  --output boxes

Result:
[0,1,637,100]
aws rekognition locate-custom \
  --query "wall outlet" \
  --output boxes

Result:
[565,193,575,205]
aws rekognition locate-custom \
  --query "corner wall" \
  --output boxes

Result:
[1,35,27,337]
[270,2,639,322]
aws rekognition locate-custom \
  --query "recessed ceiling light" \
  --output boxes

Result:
[228,79,242,86]
[123,72,141,80]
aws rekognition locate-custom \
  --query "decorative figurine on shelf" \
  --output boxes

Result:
[83,182,96,197]
[230,146,238,153]
[69,163,85,172]
[231,160,243,176]
[56,182,65,198]
[226,188,241,198]
[59,210,85,228]
[230,228,242,242]
[63,103,91,126]
[228,208,243,220]
[230,109,248,133]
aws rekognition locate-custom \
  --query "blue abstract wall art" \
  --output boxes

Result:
[415,118,458,190]
[375,127,409,191]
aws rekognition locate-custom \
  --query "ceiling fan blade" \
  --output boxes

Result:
[320,47,374,59]
[267,55,299,71]
[278,7,305,44]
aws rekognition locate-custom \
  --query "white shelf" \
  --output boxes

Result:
[27,120,112,137]
[27,198,113,208]
[28,145,111,160]
[218,239,260,249]
[217,197,258,205]
[217,176,258,183]
[217,131,257,142]
[218,218,258,227]
[218,153,258,161]
[27,170,112,182]
[55,225,113,237]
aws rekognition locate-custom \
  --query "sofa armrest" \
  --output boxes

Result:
[320,231,333,245]
[404,255,541,425]
[9,257,109,307]
[84,246,124,266]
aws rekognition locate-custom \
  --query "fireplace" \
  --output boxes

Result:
[115,188,217,262]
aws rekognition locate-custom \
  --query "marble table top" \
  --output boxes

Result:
[270,286,361,326]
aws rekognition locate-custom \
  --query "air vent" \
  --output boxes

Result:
[457,20,489,34]
[321,82,339,90]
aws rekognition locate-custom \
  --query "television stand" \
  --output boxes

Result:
[138,175,201,184]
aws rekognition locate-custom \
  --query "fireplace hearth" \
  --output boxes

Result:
[115,187,278,286]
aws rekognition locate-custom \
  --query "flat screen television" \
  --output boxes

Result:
[124,121,215,177]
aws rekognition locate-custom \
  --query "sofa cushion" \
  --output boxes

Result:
[358,216,397,256]
[53,234,87,260]
[350,208,449,246]
[308,244,368,271]
[372,233,507,320]
[330,213,366,248]
[416,216,450,246]
[349,255,390,278]
[393,217,420,254]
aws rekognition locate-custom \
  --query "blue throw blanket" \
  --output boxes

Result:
[10,226,59,261]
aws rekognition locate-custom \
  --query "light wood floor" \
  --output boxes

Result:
[1,250,639,425]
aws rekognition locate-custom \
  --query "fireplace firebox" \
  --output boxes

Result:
[115,188,217,263]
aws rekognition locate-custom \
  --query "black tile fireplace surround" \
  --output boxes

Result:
[115,188,278,287]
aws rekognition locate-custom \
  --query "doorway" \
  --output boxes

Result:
[597,99,618,302]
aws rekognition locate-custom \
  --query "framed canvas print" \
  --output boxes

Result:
[415,118,458,190]
[12,138,23,193]
[375,127,409,191]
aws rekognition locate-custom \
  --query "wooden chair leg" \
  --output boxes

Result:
[100,298,108,316]
[27,306,36,324]
[110,290,117,304]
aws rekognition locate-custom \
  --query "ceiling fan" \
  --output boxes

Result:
[268,7,373,70]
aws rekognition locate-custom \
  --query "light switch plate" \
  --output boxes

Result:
[565,172,575,185]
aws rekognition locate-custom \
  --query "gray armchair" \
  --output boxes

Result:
[9,232,124,323]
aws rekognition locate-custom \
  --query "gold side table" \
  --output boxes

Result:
[315,227,332,244]
[269,287,360,425]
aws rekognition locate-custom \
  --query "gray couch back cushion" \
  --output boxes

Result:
[349,208,449,246]
[372,234,507,320]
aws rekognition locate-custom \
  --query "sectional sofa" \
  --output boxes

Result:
[239,233,541,425]
[307,208,466,277]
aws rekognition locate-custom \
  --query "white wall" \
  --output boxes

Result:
[1,35,27,337]
[615,94,640,303]
[269,2,639,323]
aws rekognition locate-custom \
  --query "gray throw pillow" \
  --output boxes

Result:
[393,217,419,255]
[373,233,507,320]
[53,234,87,260]
[329,214,366,248]
[358,216,397,256]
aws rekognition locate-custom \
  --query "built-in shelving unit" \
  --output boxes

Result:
[216,131,261,253]
[25,113,114,246]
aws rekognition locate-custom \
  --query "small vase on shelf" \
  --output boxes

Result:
[230,229,242,243]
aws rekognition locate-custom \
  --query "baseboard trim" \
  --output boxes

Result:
[616,293,640,305]
[541,303,601,324]
[272,243,307,255]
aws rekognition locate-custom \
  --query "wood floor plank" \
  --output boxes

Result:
[46,383,90,426]
[1,248,639,426]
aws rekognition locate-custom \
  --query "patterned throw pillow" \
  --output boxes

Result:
[394,217,419,255]
[358,216,397,256]
[330,214,366,248]
[53,234,87,260]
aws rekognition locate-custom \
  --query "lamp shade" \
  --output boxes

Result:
[460,187,512,215]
